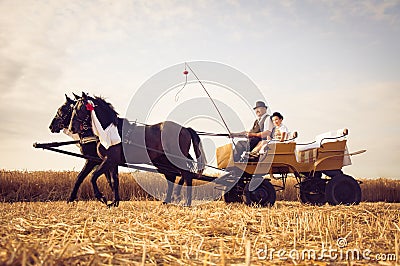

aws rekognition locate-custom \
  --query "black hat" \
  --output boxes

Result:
[253,101,267,109]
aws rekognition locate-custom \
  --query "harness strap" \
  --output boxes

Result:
[80,136,98,144]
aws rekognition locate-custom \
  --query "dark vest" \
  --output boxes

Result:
[250,115,269,133]
[249,115,269,144]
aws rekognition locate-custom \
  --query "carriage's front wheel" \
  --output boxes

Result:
[299,178,327,205]
[325,174,361,205]
[222,183,244,203]
[243,180,276,207]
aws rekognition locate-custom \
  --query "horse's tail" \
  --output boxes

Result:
[187,127,206,174]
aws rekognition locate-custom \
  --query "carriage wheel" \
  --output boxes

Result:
[299,178,327,205]
[325,174,361,205]
[222,182,244,203]
[243,180,276,207]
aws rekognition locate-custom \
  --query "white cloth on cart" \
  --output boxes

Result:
[295,128,351,166]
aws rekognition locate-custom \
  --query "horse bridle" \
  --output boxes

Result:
[73,99,92,132]
[55,104,74,129]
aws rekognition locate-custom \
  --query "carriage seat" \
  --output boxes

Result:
[240,131,298,162]
[295,128,349,163]
[258,131,298,155]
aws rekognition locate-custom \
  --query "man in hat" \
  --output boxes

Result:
[231,100,274,160]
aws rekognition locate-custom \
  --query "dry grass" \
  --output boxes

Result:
[0,201,399,265]
[0,171,399,264]
[1,170,399,203]
[0,170,149,203]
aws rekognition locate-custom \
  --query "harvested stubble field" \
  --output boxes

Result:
[1,171,400,265]
[1,170,400,203]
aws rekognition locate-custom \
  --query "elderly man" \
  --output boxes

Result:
[231,101,274,160]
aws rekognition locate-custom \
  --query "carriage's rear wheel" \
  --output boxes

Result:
[299,178,327,205]
[325,174,361,205]
[243,180,276,207]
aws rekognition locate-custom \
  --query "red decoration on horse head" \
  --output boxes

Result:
[86,103,94,111]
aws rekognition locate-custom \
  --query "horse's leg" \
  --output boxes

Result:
[108,166,120,207]
[172,176,184,202]
[105,170,114,192]
[163,174,177,204]
[173,152,193,202]
[91,158,112,205]
[68,159,97,203]
[183,171,193,207]
[97,143,113,191]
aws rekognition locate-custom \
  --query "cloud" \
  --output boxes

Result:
[0,57,24,92]
[0,1,66,99]
[323,0,400,26]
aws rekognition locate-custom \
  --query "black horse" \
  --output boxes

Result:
[49,94,114,203]
[69,93,206,206]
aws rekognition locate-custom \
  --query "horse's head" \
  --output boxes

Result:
[69,92,119,134]
[69,92,92,134]
[49,94,76,133]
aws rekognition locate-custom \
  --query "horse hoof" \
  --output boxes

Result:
[107,201,119,208]
[172,195,182,202]
[162,201,169,205]
[96,195,107,205]
[67,197,76,204]
[183,201,192,207]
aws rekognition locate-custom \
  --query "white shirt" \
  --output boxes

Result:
[272,124,289,140]
[258,113,274,133]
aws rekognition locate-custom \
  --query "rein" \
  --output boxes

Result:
[193,131,230,137]
[129,120,230,137]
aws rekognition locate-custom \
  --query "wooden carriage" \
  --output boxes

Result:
[216,129,366,206]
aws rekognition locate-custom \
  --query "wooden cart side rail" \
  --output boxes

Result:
[318,149,347,153]
[312,149,367,175]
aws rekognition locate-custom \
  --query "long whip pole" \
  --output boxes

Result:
[184,62,236,147]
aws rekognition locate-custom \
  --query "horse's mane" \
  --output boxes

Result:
[90,95,119,127]
[93,96,119,115]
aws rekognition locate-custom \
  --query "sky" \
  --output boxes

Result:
[0,0,399,178]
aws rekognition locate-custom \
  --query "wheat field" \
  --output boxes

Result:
[1,171,399,265]
[1,170,399,203]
